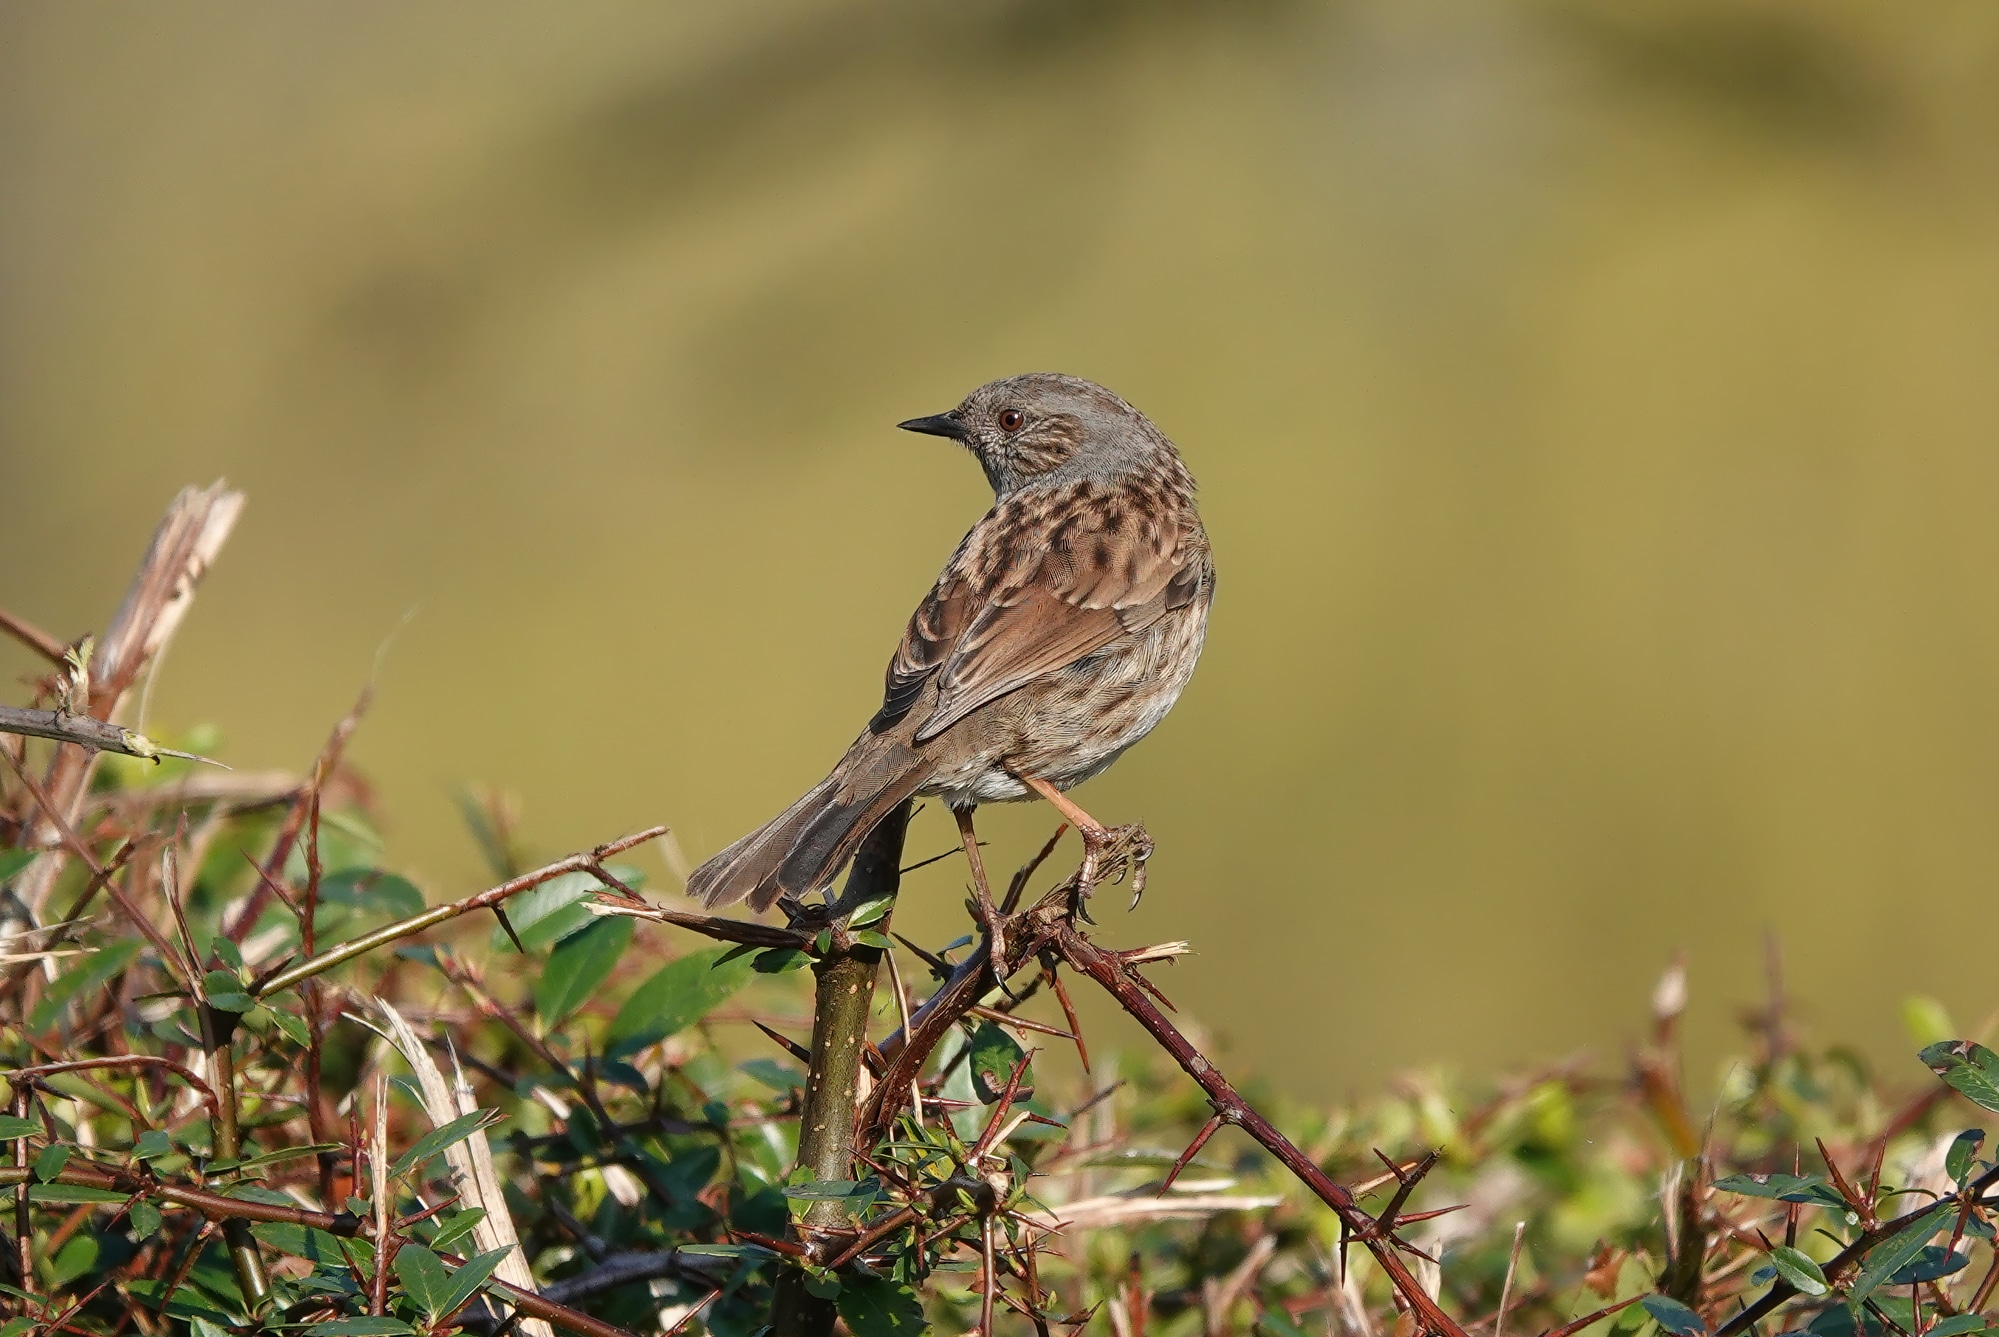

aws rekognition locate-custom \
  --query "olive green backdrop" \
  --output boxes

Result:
[4,1,1996,1098]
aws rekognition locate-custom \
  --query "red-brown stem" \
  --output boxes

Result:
[1049,920,1469,1337]
[6,1057,218,1112]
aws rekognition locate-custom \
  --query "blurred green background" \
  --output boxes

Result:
[3,1,1997,1099]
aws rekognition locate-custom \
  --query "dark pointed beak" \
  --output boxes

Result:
[897,411,967,440]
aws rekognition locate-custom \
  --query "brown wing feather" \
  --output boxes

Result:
[873,483,1194,745]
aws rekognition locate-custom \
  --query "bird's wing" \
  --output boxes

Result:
[871,483,1203,744]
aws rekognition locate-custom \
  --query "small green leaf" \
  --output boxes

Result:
[1887,1245,1968,1285]
[803,1270,842,1299]
[1851,1202,1954,1306]
[837,1276,928,1337]
[1920,1041,1999,1113]
[752,947,812,973]
[0,1117,37,1141]
[1947,1129,1984,1184]
[134,1129,175,1160]
[428,1207,487,1252]
[534,914,632,1025]
[742,1059,805,1092]
[1711,1173,1847,1209]
[1639,1295,1706,1336]
[264,1006,312,1046]
[0,849,39,883]
[393,1242,453,1317]
[389,1108,504,1181]
[1768,1245,1828,1296]
[306,1318,417,1336]
[848,895,895,928]
[33,1143,72,1182]
[27,1184,127,1203]
[851,930,895,951]
[129,1200,163,1238]
[207,992,256,1013]
[42,1234,98,1290]
[782,1177,880,1203]
[967,1020,1032,1104]
[434,1245,514,1319]
[210,937,245,973]
[1924,1317,1988,1337]
[607,946,758,1054]
[814,928,834,956]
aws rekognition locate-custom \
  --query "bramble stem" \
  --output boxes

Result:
[769,800,913,1337]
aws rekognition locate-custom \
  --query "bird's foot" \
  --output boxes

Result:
[1077,822,1153,906]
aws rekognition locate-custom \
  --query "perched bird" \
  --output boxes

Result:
[688,373,1215,930]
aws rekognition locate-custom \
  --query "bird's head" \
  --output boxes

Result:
[898,372,1183,497]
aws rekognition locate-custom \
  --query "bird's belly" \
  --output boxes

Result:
[916,602,1208,811]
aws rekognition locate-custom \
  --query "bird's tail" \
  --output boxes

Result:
[686,730,927,912]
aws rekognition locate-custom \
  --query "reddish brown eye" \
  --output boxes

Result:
[998,409,1024,433]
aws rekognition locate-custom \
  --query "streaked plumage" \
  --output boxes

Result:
[688,373,1214,912]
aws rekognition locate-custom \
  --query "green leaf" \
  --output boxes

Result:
[968,1020,1032,1104]
[848,894,895,928]
[0,1117,37,1140]
[238,1142,343,1170]
[851,930,895,951]
[264,1006,312,1046]
[782,1177,880,1203]
[207,991,256,1013]
[27,1184,128,1203]
[490,867,642,952]
[210,937,245,973]
[742,1058,805,1091]
[435,1246,515,1319]
[1639,1295,1706,1336]
[1924,1317,1988,1337]
[33,1143,72,1181]
[608,946,758,1054]
[134,1129,175,1160]
[1769,1245,1828,1296]
[534,914,632,1025]
[803,1270,842,1299]
[0,849,38,883]
[1887,1245,1968,1285]
[306,1318,417,1336]
[129,1200,163,1238]
[837,1276,929,1337]
[393,1242,453,1317]
[428,1207,487,1253]
[1920,1041,1999,1113]
[1947,1129,1984,1184]
[1851,1202,1954,1306]
[42,1235,98,1290]
[752,947,812,973]
[1711,1173,1847,1210]
[389,1108,504,1181]
[28,937,143,1031]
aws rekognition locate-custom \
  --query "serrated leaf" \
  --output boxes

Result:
[393,1242,453,1317]
[1851,1202,1954,1306]
[607,945,758,1054]
[1920,1041,1999,1113]
[837,1276,928,1337]
[1948,1129,1984,1184]
[534,914,632,1025]
[967,1020,1032,1104]
[1769,1245,1828,1296]
[1640,1295,1706,1336]
[389,1108,504,1181]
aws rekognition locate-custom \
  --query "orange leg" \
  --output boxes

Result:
[954,807,1006,968]
[1018,774,1106,835]
[1016,774,1150,900]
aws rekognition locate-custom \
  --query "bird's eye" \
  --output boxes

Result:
[998,409,1024,433]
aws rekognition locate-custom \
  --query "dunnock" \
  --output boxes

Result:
[689,373,1215,927]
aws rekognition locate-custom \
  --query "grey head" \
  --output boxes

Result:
[898,372,1188,498]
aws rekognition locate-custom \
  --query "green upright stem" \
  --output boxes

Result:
[769,800,912,1337]
[198,1003,270,1308]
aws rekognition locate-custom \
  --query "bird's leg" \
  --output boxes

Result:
[1016,774,1153,903]
[954,807,1007,971]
